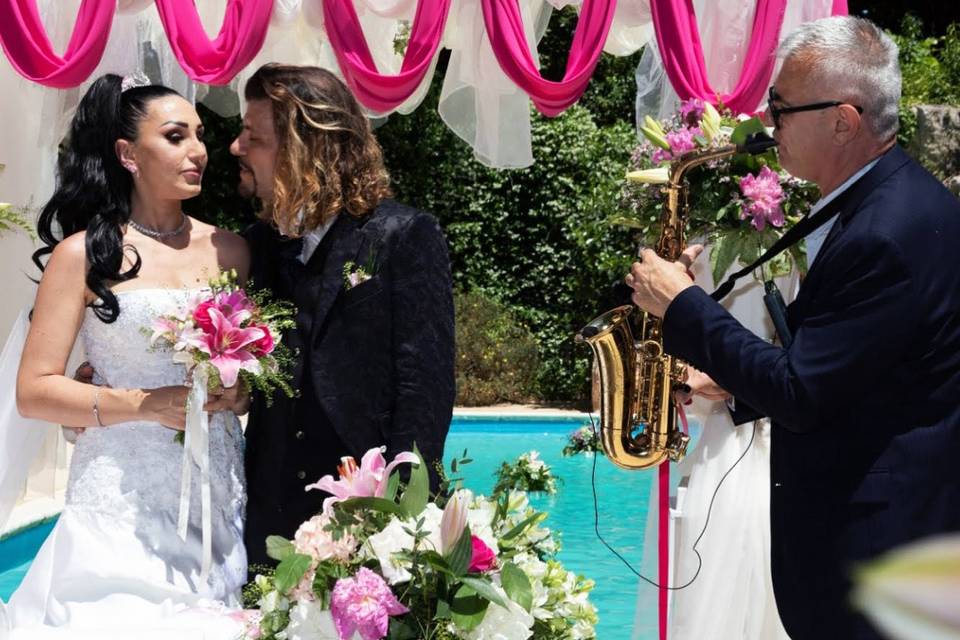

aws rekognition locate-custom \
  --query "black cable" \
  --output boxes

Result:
[588,412,757,590]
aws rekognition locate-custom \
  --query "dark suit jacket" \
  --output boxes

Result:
[243,200,455,565]
[661,147,960,640]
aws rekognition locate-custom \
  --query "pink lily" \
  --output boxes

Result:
[305,447,419,514]
[196,306,265,387]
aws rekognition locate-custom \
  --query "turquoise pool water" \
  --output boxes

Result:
[0,518,56,601]
[447,415,657,640]
[0,415,667,639]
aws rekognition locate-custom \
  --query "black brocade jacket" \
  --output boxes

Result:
[242,200,455,563]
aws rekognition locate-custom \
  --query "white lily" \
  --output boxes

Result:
[853,534,960,640]
[640,115,671,150]
[440,489,468,554]
[626,167,670,184]
[700,102,722,143]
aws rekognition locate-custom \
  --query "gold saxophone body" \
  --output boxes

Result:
[576,134,777,470]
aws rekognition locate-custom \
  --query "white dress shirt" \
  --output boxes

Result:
[298,214,338,265]
[804,157,880,267]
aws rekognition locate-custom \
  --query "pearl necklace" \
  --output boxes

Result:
[128,213,188,240]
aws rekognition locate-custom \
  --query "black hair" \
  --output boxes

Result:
[32,74,179,322]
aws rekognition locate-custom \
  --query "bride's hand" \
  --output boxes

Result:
[141,385,190,430]
[204,382,250,416]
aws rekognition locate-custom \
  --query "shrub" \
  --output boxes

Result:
[454,291,539,406]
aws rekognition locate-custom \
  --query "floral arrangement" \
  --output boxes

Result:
[493,451,558,495]
[241,448,596,640]
[148,270,296,399]
[619,99,819,284]
[561,426,602,458]
[0,201,33,238]
[853,533,960,640]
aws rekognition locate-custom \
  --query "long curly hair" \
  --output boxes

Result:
[244,64,392,236]
[32,74,180,322]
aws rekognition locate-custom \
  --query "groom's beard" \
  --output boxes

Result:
[237,161,258,199]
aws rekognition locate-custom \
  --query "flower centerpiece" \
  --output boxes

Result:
[494,451,559,495]
[619,99,819,284]
[242,448,596,640]
[561,425,602,458]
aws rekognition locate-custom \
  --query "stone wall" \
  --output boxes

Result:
[907,105,960,195]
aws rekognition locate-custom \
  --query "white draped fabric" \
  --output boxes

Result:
[0,0,652,217]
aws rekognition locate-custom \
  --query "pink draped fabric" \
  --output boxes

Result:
[652,0,849,115]
[322,0,452,113]
[651,0,788,114]
[153,0,275,85]
[481,0,617,117]
[0,0,114,88]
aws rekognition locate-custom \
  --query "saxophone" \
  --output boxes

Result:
[576,133,777,470]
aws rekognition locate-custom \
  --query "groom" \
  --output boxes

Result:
[233,64,455,567]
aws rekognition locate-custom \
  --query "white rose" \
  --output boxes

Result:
[286,600,346,640]
[466,499,499,551]
[366,504,445,584]
[465,584,534,640]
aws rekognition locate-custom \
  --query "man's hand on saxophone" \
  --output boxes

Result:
[675,366,732,404]
[624,244,704,318]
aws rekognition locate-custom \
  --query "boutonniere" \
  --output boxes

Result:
[343,248,378,290]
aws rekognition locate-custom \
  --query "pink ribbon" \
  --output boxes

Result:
[322,0,452,113]
[657,403,690,640]
[153,0,275,85]
[0,0,114,88]
[481,0,617,117]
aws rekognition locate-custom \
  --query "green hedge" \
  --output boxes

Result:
[454,291,539,406]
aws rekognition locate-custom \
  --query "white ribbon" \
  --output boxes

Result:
[177,364,213,583]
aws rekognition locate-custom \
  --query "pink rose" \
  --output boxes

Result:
[249,323,275,357]
[468,535,497,573]
[192,300,217,335]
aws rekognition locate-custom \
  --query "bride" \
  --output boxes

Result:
[1,74,250,635]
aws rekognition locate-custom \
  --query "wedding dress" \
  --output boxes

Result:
[1,289,247,638]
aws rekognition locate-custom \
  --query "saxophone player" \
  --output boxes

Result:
[625,16,960,640]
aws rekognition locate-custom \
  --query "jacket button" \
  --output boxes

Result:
[295,430,305,440]
[297,470,306,480]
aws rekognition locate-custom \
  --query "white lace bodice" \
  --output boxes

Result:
[64,289,246,589]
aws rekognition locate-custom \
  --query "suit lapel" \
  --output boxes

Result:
[306,213,366,340]
[791,146,912,316]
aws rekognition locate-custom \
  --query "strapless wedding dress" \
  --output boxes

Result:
[2,289,247,638]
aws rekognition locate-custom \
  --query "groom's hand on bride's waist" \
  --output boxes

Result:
[61,361,102,440]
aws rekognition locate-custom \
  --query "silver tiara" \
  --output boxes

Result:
[120,71,151,93]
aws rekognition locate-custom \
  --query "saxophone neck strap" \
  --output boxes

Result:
[709,186,855,302]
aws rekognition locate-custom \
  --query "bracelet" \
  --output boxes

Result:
[92,388,105,427]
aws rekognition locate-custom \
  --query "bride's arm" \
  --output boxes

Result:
[16,233,189,430]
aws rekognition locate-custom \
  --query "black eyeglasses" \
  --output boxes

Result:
[767,86,863,128]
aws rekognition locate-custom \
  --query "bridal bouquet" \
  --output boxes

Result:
[148,270,296,400]
[241,448,596,640]
[493,451,559,495]
[619,99,819,284]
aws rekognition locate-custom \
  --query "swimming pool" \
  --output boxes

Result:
[447,415,657,640]
[0,415,666,639]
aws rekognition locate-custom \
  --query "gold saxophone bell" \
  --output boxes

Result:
[577,133,777,470]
